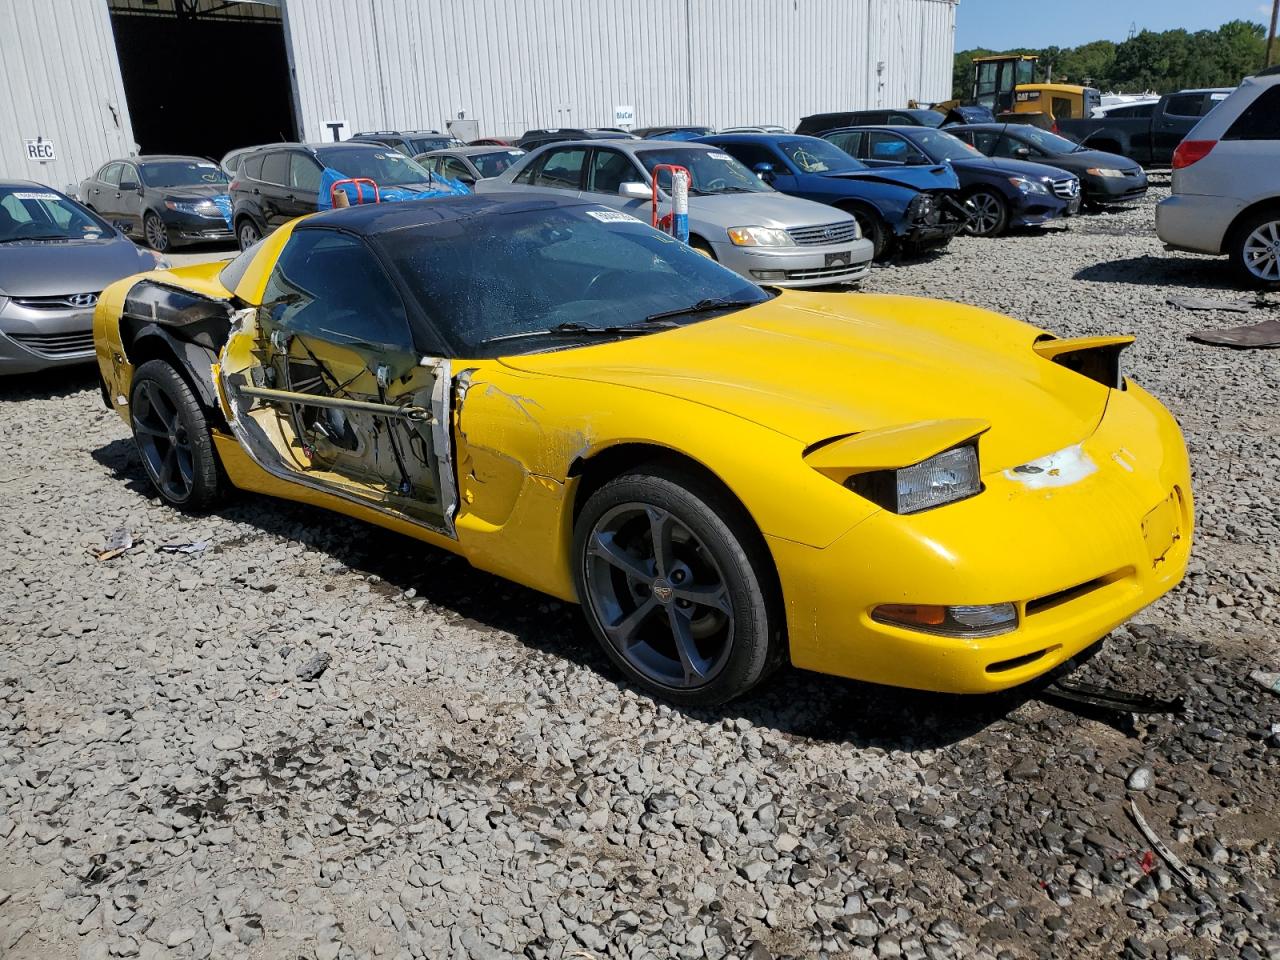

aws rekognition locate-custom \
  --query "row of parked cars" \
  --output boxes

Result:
[2,72,1277,379]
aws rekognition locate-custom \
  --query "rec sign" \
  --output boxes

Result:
[24,138,56,162]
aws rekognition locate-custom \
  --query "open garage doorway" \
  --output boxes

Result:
[108,0,296,163]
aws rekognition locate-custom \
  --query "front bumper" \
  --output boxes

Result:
[1156,193,1242,256]
[1010,193,1077,227]
[0,296,98,375]
[713,237,875,288]
[162,209,235,246]
[769,381,1193,693]
[1084,171,1148,205]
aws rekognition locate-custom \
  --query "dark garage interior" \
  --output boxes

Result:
[108,0,296,162]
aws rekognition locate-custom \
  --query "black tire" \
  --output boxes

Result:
[573,465,783,707]
[963,188,1009,237]
[143,212,171,252]
[129,360,226,510]
[1229,208,1280,290]
[847,207,889,260]
[690,237,717,260]
[237,217,262,251]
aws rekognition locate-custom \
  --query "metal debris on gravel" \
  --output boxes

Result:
[1,185,1278,960]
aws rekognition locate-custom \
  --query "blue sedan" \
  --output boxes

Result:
[822,126,1082,238]
[698,133,963,259]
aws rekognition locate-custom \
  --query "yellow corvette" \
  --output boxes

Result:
[93,194,1192,706]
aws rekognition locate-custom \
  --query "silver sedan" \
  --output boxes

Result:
[478,139,874,288]
[1,181,164,375]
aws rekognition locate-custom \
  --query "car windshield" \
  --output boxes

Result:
[909,130,983,162]
[776,137,866,173]
[407,136,462,154]
[139,160,228,188]
[0,186,112,242]
[471,149,525,178]
[634,148,770,195]
[1013,127,1082,154]
[378,204,770,357]
[315,146,432,186]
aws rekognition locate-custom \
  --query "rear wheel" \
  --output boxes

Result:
[573,466,782,706]
[143,212,171,252]
[129,360,226,510]
[237,217,261,251]
[1231,209,1280,290]
[963,188,1009,237]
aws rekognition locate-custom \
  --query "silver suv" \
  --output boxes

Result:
[1156,67,1280,288]
[480,140,874,288]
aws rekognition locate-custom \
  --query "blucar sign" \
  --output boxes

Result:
[614,105,635,128]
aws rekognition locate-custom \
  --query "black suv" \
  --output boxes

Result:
[515,128,636,150]
[796,109,946,136]
[349,130,464,156]
[228,142,437,249]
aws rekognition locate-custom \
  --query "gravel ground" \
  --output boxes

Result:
[1,182,1278,960]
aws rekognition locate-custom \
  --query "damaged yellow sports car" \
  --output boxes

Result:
[94,194,1192,706]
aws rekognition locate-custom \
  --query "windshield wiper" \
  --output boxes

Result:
[644,297,762,323]
[479,320,676,346]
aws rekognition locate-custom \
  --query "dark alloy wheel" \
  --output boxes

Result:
[963,189,1009,237]
[573,466,782,706]
[237,218,261,251]
[129,360,225,510]
[143,212,171,252]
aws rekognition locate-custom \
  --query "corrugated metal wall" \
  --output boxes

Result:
[0,0,135,191]
[283,0,958,141]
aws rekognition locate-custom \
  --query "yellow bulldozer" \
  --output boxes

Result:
[932,54,1101,129]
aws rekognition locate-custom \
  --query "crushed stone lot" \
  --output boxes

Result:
[2,181,1279,960]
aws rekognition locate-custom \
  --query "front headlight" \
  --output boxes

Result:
[1086,167,1124,178]
[847,443,981,514]
[165,199,222,217]
[147,250,171,270]
[726,226,795,247]
[872,602,1018,638]
[1008,176,1049,196]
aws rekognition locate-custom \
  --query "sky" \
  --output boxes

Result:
[955,0,1277,50]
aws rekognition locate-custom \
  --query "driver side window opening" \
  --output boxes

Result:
[263,230,414,352]
[588,149,641,193]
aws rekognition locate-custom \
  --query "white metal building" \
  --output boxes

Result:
[2,0,958,191]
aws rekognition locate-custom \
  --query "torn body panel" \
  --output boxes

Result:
[216,307,459,538]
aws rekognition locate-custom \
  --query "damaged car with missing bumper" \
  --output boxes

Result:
[94,194,1192,706]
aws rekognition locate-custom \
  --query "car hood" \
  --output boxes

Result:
[0,236,154,296]
[1049,149,1140,172]
[500,291,1108,474]
[954,156,1074,180]
[687,190,855,229]
[160,182,231,201]
[824,165,961,191]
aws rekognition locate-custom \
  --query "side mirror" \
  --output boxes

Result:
[752,162,775,181]
[618,181,649,199]
[119,180,140,192]
[1014,146,1032,159]
[457,173,475,185]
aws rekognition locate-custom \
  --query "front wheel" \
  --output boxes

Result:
[573,466,783,706]
[849,208,888,260]
[143,212,171,252]
[963,189,1009,237]
[237,217,261,251]
[129,360,226,510]
[1231,210,1280,289]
